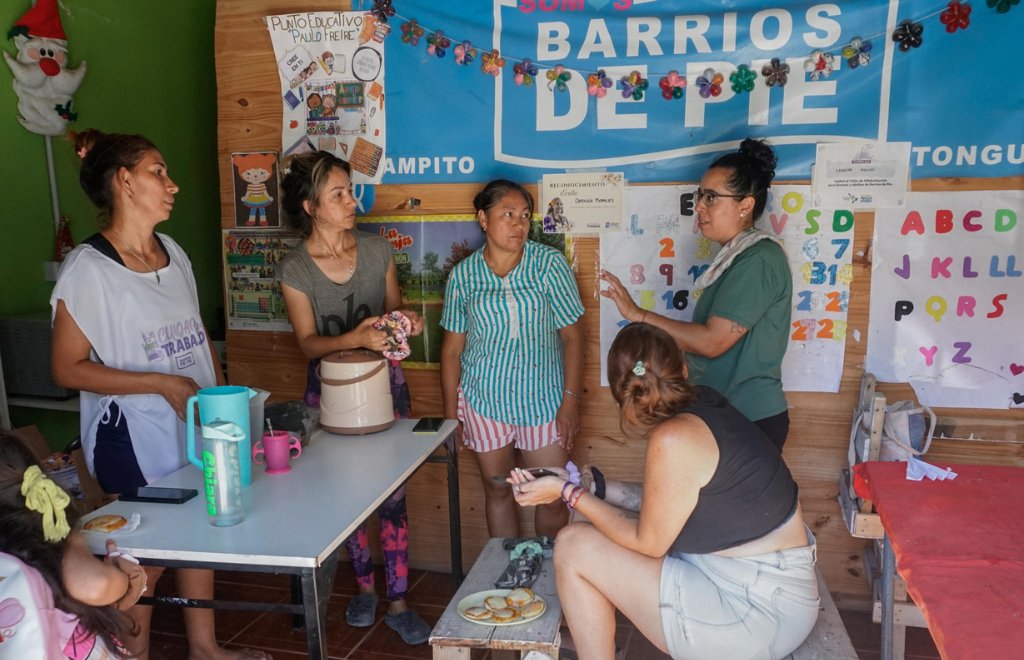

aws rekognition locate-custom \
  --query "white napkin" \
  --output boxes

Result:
[906,456,958,482]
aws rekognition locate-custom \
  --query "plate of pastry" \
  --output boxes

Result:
[457,588,546,626]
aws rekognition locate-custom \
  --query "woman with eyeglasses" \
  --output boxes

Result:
[601,138,792,451]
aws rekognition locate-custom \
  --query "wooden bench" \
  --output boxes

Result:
[432,538,855,660]
[788,568,858,660]
[430,537,561,659]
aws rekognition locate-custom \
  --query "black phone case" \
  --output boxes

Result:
[119,489,198,504]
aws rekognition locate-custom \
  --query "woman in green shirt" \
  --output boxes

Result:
[600,139,792,451]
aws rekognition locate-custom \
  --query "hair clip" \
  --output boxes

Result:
[632,361,646,377]
[76,145,89,159]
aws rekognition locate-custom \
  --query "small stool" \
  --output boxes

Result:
[430,538,562,659]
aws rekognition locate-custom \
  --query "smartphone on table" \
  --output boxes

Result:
[412,417,446,434]
[118,487,198,504]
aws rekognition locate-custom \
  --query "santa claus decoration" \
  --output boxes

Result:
[4,0,86,136]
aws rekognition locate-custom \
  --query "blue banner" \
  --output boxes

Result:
[377,0,1023,183]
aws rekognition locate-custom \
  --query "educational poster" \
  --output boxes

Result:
[540,172,625,234]
[356,216,565,368]
[266,11,387,183]
[599,185,852,391]
[230,152,281,229]
[867,191,1024,409]
[599,185,706,385]
[223,230,300,331]
[770,186,854,393]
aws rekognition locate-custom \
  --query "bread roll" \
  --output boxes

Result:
[464,606,493,621]
[506,587,535,608]
[484,595,509,611]
[490,607,518,623]
[519,598,545,618]
[84,514,128,533]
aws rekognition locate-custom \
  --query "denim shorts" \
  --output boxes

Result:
[658,529,819,660]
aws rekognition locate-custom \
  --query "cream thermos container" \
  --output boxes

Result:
[318,350,395,434]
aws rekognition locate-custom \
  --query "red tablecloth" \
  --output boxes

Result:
[853,461,1024,660]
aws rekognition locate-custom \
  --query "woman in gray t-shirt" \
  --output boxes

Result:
[278,151,429,646]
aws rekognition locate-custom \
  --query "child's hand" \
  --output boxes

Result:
[106,540,147,610]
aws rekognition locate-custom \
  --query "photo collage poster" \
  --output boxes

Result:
[266,11,387,183]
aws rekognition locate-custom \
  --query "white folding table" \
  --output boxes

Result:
[82,419,460,659]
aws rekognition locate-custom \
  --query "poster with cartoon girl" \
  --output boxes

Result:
[231,151,281,228]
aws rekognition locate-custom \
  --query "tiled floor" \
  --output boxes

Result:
[146,564,941,659]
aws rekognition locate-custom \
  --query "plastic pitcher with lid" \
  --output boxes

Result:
[185,385,256,486]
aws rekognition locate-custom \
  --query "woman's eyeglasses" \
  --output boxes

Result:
[695,188,749,207]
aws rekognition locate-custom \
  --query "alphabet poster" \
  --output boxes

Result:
[600,185,852,392]
[266,11,387,183]
[867,191,1024,409]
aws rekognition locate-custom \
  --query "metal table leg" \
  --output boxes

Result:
[427,430,464,588]
[445,433,463,587]
[881,534,895,660]
[299,550,340,660]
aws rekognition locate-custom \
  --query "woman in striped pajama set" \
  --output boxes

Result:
[440,180,585,538]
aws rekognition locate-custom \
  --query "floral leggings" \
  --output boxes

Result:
[307,358,413,601]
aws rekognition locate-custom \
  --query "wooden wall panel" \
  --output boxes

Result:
[217,0,1024,598]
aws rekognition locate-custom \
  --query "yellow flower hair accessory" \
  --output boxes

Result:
[21,465,71,543]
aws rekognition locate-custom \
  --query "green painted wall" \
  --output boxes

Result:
[1,1,220,447]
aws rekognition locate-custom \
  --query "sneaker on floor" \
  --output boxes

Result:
[384,609,431,645]
[345,592,379,627]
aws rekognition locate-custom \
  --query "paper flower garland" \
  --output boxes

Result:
[987,0,1020,14]
[380,0,1004,108]
[546,65,572,92]
[841,38,872,68]
[620,71,649,100]
[454,41,476,65]
[482,49,505,76]
[695,69,724,98]
[729,64,757,93]
[370,0,395,23]
[761,58,790,87]
[588,69,613,97]
[513,58,538,86]
[658,71,686,99]
[400,19,425,46]
[892,19,924,51]
[940,1,972,31]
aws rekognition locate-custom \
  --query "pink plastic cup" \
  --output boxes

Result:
[252,431,302,475]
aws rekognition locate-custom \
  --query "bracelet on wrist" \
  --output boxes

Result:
[563,387,580,399]
[561,480,575,503]
[566,485,585,511]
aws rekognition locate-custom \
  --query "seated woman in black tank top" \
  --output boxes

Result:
[509,323,819,660]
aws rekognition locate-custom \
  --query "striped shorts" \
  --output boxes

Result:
[457,387,560,453]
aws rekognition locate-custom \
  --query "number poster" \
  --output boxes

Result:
[867,191,1024,409]
[600,185,853,392]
